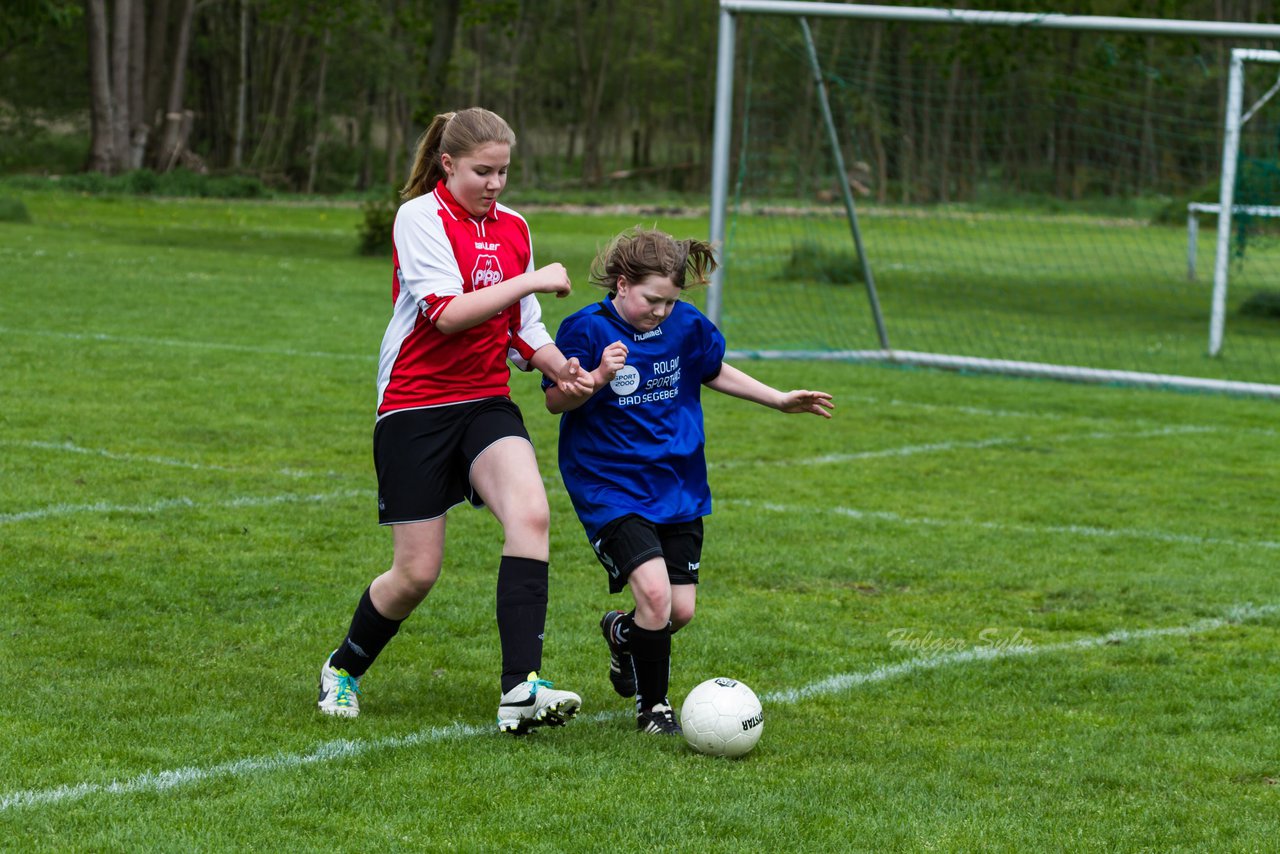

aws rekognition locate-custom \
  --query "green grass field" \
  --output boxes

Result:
[2,190,1278,851]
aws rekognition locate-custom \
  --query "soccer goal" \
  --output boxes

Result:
[708,1,1280,397]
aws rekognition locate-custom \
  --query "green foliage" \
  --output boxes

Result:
[0,197,30,223]
[780,238,864,285]
[357,188,400,256]
[0,121,87,175]
[1239,289,1280,319]
[1150,179,1220,225]
[0,169,269,198]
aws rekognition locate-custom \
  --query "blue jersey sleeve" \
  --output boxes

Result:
[695,309,727,382]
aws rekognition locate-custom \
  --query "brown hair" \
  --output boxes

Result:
[588,226,718,295]
[400,107,517,200]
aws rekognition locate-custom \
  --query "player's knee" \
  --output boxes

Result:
[505,500,550,542]
[390,556,440,602]
[633,586,672,623]
[671,601,695,630]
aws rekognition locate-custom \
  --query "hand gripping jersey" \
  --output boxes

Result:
[547,299,727,539]
[376,180,553,416]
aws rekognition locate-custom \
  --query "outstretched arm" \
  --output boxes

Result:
[704,362,834,418]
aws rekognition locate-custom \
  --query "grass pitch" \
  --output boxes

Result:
[1,190,1277,851]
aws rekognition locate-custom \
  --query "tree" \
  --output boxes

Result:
[82,0,198,175]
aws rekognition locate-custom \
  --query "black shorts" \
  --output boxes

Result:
[373,398,531,524]
[591,514,704,595]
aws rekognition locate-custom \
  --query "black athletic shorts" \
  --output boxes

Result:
[373,398,531,524]
[591,514,704,595]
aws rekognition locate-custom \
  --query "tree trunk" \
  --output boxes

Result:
[127,0,147,168]
[153,0,196,172]
[573,0,618,186]
[85,0,114,173]
[232,0,248,169]
[109,0,132,173]
[144,0,171,124]
[356,81,375,191]
[305,28,331,194]
[251,24,292,171]
[269,32,309,177]
[385,87,403,187]
[418,0,461,126]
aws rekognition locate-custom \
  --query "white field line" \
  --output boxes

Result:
[0,326,371,362]
[0,439,316,479]
[711,424,1217,468]
[2,602,1273,813]
[764,602,1278,704]
[843,393,1279,436]
[0,489,372,525]
[730,498,1280,552]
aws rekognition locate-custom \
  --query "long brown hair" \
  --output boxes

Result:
[400,107,517,201]
[589,226,718,295]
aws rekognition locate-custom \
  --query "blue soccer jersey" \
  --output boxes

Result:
[546,299,727,539]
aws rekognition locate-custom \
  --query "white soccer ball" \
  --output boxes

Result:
[679,677,764,757]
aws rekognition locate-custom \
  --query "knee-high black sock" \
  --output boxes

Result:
[331,586,403,678]
[496,556,549,693]
[630,624,672,712]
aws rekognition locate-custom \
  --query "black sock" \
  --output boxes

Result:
[630,624,672,712]
[496,556,549,693]
[330,586,403,678]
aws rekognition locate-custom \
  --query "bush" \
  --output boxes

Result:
[1239,290,1280,320]
[779,239,864,285]
[0,125,88,175]
[0,169,270,199]
[0,197,31,223]
[358,188,400,256]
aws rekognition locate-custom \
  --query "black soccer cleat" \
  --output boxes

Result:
[636,703,682,736]
[600,610,637,698]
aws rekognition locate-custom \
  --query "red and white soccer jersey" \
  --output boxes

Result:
[376,180,553,416]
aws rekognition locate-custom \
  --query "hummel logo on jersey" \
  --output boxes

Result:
[472,254,503,289]
[634,326,663,341]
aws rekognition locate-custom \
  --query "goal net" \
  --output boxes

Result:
[709,2,1280,397]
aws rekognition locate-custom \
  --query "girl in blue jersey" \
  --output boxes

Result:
[545,226,834,735]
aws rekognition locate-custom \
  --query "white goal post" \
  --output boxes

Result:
[1208,48,1280,357]
[708,1,1280,398]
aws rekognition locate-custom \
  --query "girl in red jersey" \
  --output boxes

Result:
[318,107,592,733]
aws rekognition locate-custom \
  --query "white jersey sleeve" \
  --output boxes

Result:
[507,230,553,370]
[392,196,463,321]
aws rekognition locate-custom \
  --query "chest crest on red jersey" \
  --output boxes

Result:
[471,254,503,289]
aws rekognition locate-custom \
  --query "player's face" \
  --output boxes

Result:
[442,142,510,217]
[613,274,682,331]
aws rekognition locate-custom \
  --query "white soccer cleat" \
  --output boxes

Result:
[496,671,581,735]
[317,652,362,718]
